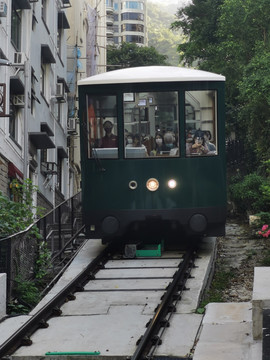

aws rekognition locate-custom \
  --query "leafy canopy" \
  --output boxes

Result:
[107,43,168,71]
[172,0,270,167]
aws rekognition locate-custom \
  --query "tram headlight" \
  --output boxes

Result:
[168,179,177,189]
[146,178,159,192]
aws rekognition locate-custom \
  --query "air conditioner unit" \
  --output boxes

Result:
[68,118,77,132]
[13,95,25,107]
[56,83,64,97]
[0,1,7,17]
[14,52,26,65]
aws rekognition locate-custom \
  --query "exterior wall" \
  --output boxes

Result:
[66,0,107,195]
[0,0,71,211]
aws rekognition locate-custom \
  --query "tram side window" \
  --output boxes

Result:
[86,95,118,159]
[123,91,179,158]
[185,90,218,157]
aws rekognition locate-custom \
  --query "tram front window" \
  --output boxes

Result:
[86,95,118,159]
[123,91,179,158]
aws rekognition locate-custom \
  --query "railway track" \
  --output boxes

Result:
[0,237,216,359]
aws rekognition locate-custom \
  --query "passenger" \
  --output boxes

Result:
[126,133,134,147]
[186,129,209,156]
[133,134,148,156]
[150,133,167,156]
[204,130,217,154]
[164,132,179,156]
[100,120,118,148]
[186,129,193,143]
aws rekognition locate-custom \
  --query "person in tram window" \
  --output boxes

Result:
[186,129,209,156]
[100,120,118,148]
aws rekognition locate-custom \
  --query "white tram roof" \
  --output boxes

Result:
[78,66,225,86]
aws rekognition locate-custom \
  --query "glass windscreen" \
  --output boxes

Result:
[86,95,118,159]
[185,90,218,157]
[124,91,179,158]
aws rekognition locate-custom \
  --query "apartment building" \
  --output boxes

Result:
[66,0,107,193]
[107,0,147,47]
[0,0,71,211]
[0,0,107,213]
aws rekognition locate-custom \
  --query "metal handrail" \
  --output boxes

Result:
[0,191,83,302]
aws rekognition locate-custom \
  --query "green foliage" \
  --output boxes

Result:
[229,173,269,214]
[13,276,41,308]
[172,0,270,165]
[147,2,185,66]
[35,241,51,280]
[197,269,235,313]
[261,250,270,266]
[107,43,168,71]
[0,179,44,238]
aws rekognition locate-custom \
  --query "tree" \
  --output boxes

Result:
[172,0,270,169]
[171,0,224,67]
[107,43,168,71]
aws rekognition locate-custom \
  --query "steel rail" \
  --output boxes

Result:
[130,246,197,360]
[0,242,115,359]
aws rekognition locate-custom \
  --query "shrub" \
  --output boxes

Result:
[229,173,269,214]
[0,179,44,238]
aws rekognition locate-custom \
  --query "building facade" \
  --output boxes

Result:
[66,0,107,194]
[0,0,107,213]
[107,0,147,47]
[0,0,71,212]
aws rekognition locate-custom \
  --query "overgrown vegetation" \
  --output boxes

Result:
[0,180,50,313]
[172,0,270,169]
[197,268,235,313]
[0,179,44,238]
[107,43,168,71]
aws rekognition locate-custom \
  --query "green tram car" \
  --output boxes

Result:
[78,66,226,245]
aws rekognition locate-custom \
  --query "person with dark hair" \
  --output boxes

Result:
[150,133,167,156]
[126,133,134,147]
[186,129,209,156]
[204,130,216,153]
[100,120,118,148]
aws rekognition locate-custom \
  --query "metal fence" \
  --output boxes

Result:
[226,139,256,175]
[0,191,83,302]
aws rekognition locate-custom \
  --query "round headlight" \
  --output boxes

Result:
[168,179,177,189]
[146,178,159,192]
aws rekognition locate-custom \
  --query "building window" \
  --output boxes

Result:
[40,63,46,96]
[57,157,62,192]
[9,103,18,142]
[121,24,144,32]
[57,30,62,57]
[122,1,143,10]
[41,0,47,23]
[122,35,144,44]
[121,12,144,21]
[11,4,22,51]
[106,0,113,7]
[41,148,48,163]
